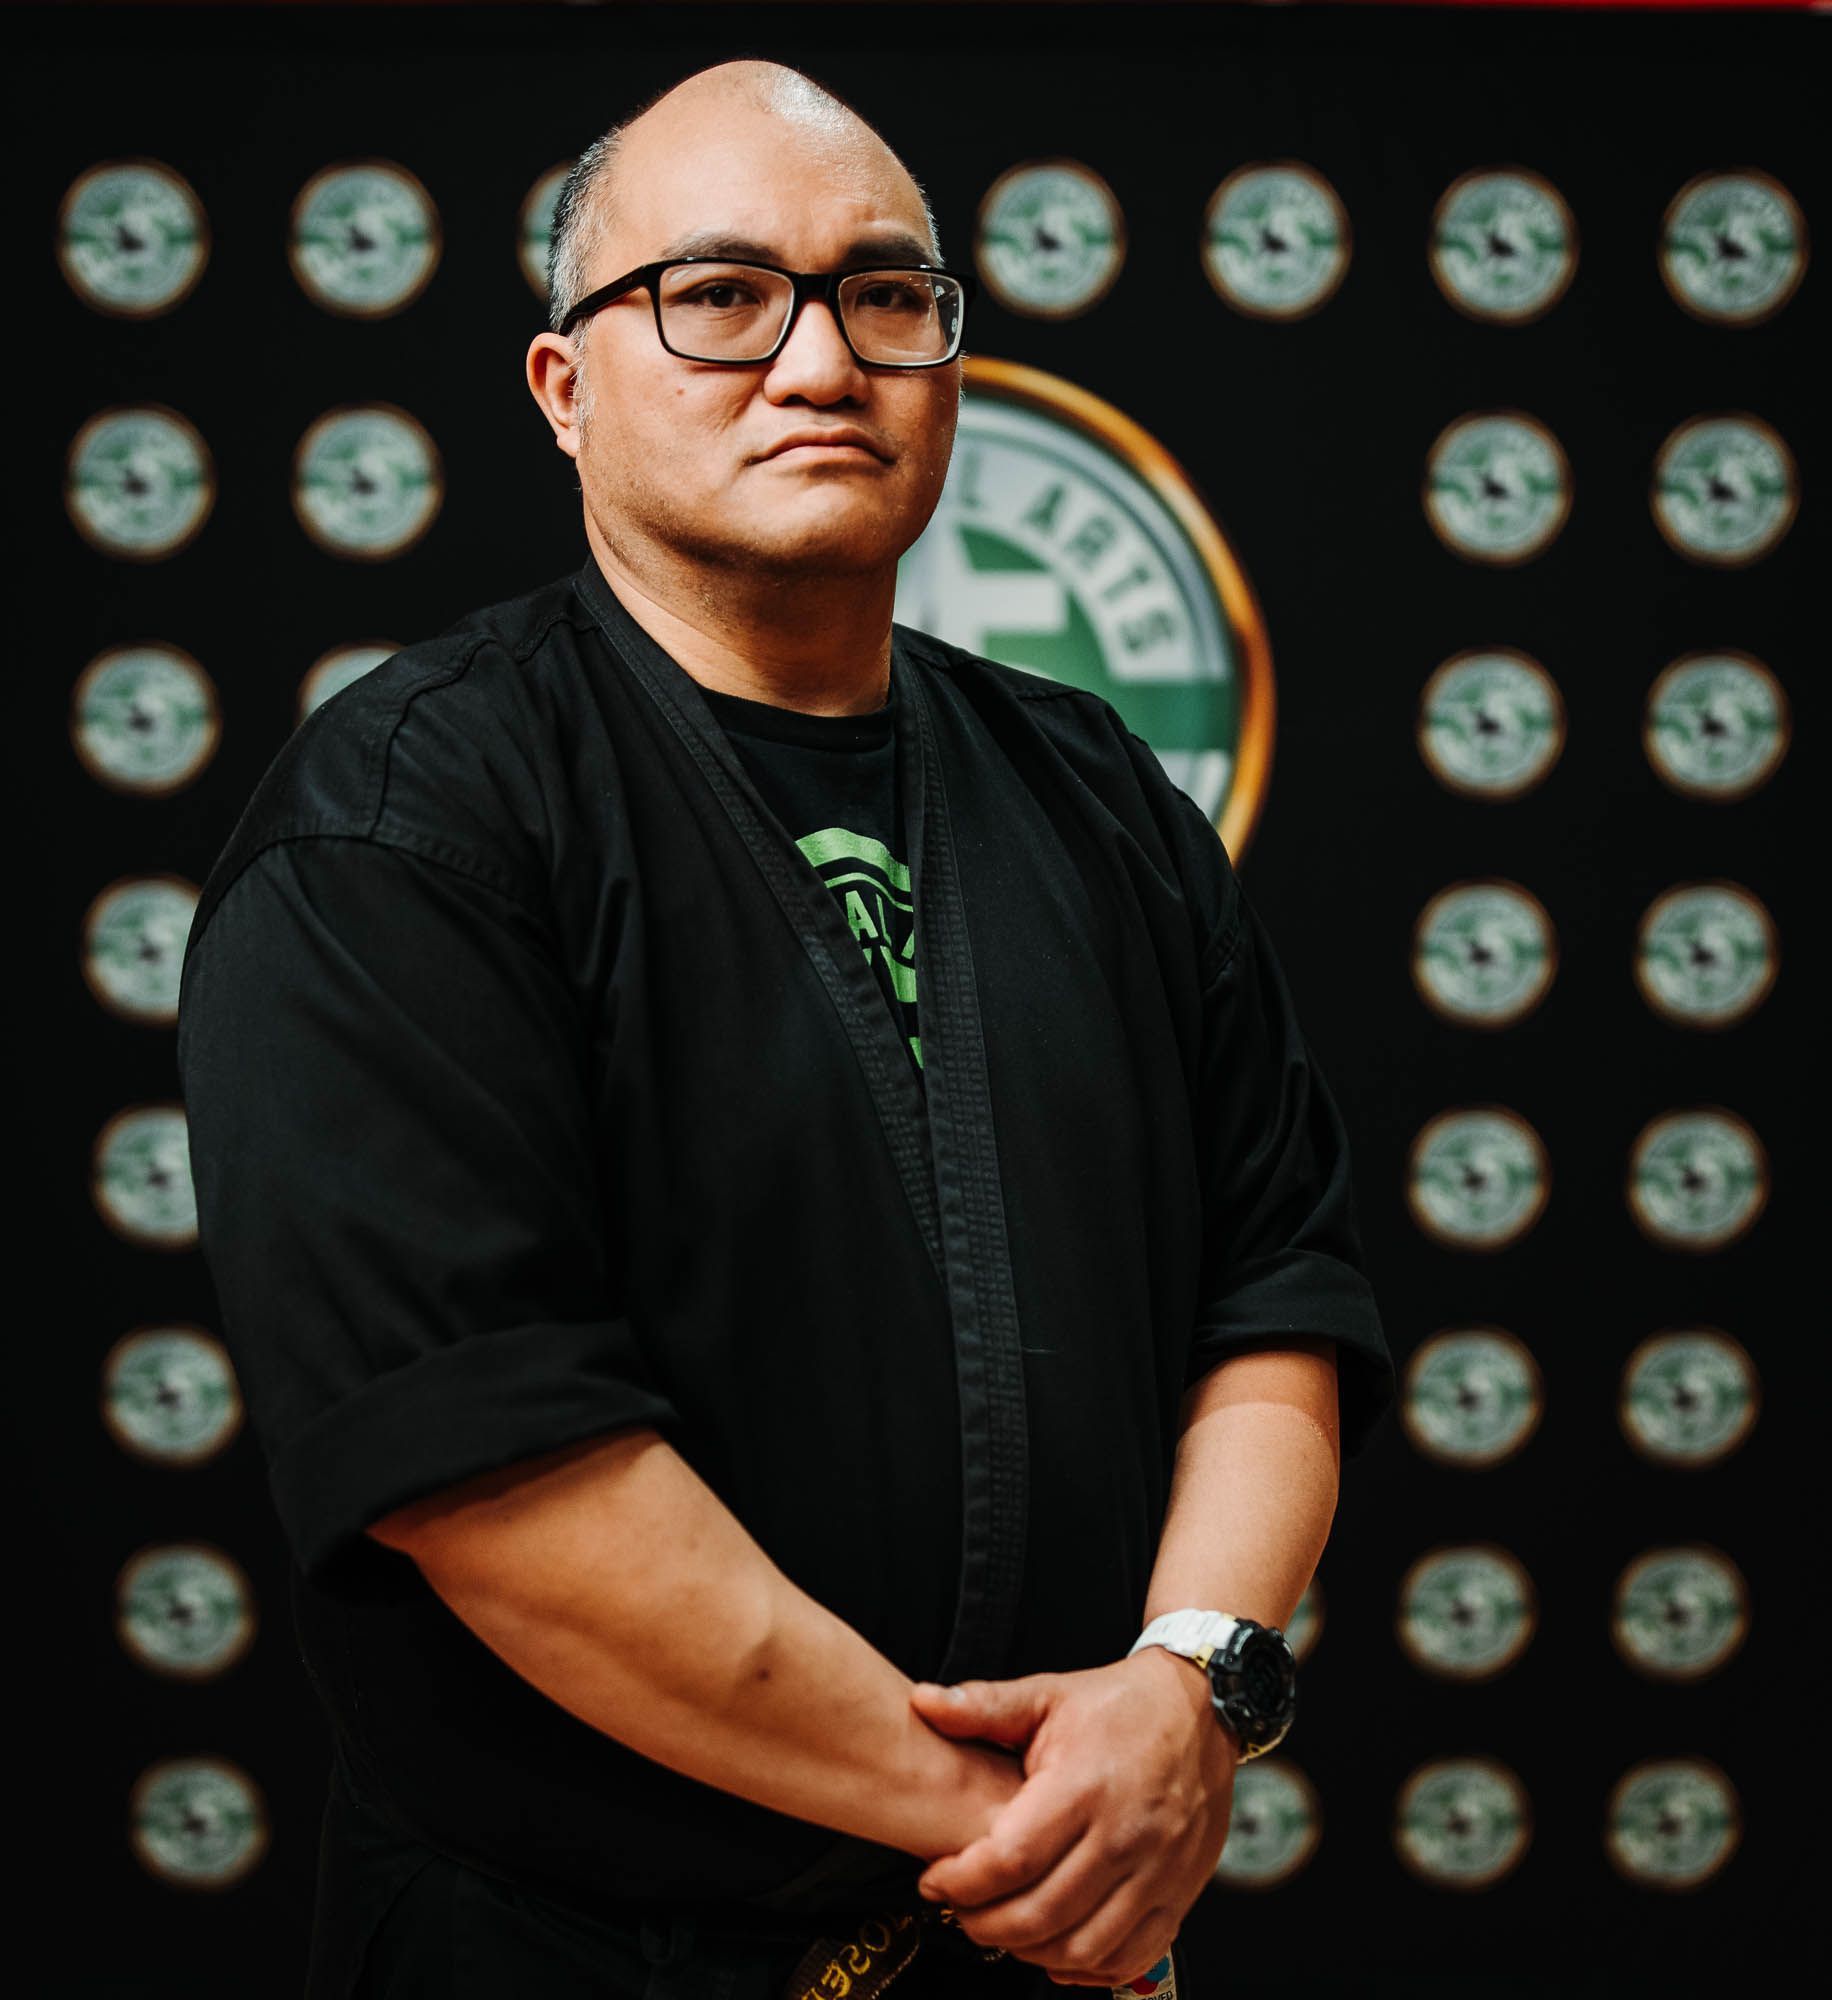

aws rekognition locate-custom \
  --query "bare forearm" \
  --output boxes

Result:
[377,1427,1022,1860]
[1143,1340,1341,1628]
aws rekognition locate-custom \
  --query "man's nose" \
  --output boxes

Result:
[764,294,867,398]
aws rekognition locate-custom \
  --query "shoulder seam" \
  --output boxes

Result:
[187,828,547,971]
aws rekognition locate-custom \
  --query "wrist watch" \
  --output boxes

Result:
[1127,1608,1297,1760]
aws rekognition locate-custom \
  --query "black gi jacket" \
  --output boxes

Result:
[175,554,1394,1937]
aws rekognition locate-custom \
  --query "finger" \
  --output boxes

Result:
[908,1675,1055,1746]
[1028,1890,1173,1989]
[940,1824,1134,1956]
[916,1768,1090,1909]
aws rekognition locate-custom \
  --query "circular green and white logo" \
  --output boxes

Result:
[293,404,443,558]
[1413,880,1556,1026]
[92,1103,196,1249]
[1660,171,1807,326]
[290,160,441,316]
[117,1543,257,1680]
[520,162,569,298]
[1404,1328,1543,1467]
[82,875,199,1024]
[71,644,220,796]
[1284,1579,1320,1664]
[975,161,1126,319]
[1605,1760,1740,1889]
[1644,652,1789,800]
[1212,1760,1322,1888]
[1651,414,1796,566]
[1636,882,1776,1028]
[57,159,209,318]
[1612,1546,1748,1681]
[66,405,215,560]
[1398,1545,1537,1680]
[1627,1108,1767,1250]
[1429,168,1576,324]
[1424,412,1571,564]
[1408,1108,1549,1250]
[101,1327,243,1466]
[1620,1328,1758,1467]
[1418,650,1565,798]
[129,1757,269,1888]
[896,358,1269,853]
[1201,163,1351,320]
[300,642,400,722]
[1395,1759,1531,1888]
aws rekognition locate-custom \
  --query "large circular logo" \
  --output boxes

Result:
[1407,1107,1550,1249]
[1604,1760,1740,1889]
[1619,1328,1758,1467]
[1283,1579,1321,1665]
[1424,412,1572,564]
[1398,1545,1537,1680]
[519,162,570,298]
[896,357,1271,856]
[975,161,1126,319]
[91,1104,197,1248]
[1212,1761,1323,1888]
[300,641,401,722]
[1201,163,1351,320]
[1403,1328,1544,1467]
[1429,168,1577,324]
[1413,880,1557,1027]
[65,405,215,560]
[82,875,199,1025]
[1651,415,1797,566]
[289,160,441,316]
[129,1757,269,1888]
[1644,652,1789,800]
[1418,650,1566,799]
[57,159,209,318]
[293,404,444,558]
[101,1327,243,1466]
[1635,882,1777,1028]
[71,644,220,795]
[1612,1546,1748,1681]
[1395,1759,1531,1888]
[116,1542,257,1680]
[1626,1108,1767,1250]
[1660,171,1807,326]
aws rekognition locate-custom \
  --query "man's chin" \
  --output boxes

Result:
[723,510,914,578]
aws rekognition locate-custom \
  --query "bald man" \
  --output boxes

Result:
[177,56,1393,2000]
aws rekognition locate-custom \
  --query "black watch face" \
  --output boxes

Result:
[1210,1626,1296,1740]
[1238,1631,1295,1712]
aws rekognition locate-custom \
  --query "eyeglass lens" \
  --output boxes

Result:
[654,263,964,364]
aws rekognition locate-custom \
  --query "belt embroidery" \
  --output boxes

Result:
[778,1904,1178,1999]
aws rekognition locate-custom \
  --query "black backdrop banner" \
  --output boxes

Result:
[17,2,1817,1990]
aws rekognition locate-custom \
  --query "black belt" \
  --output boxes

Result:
[779,1899,1010,1999]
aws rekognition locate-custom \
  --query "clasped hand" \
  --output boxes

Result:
[909,1648,1237,1989]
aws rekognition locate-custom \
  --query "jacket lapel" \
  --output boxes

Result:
[572,560,1029,1683]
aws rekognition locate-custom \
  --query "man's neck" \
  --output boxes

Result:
[585,522,895,718]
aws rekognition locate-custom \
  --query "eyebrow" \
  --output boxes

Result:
[653,229,938,268]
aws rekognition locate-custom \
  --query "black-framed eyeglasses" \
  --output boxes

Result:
[557,258,975,368]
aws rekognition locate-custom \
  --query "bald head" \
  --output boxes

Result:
[546,60,940,338]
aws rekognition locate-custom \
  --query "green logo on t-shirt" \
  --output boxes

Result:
[796,826,920,1070]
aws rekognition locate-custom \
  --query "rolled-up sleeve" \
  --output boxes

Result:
[1184,874,1396,1459]
[175,833,682,1580]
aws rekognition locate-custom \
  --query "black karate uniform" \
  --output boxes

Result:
[175,555,1394,1996]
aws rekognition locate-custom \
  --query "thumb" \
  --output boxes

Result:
[909,1674,1054,1745]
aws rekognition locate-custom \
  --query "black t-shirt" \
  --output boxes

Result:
[697,678,923,1084]
[175,556,1395,1947]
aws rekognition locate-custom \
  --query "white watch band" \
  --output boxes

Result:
[1128,1607,1246,1669]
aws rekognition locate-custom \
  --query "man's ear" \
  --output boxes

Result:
[524,331,586,458]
